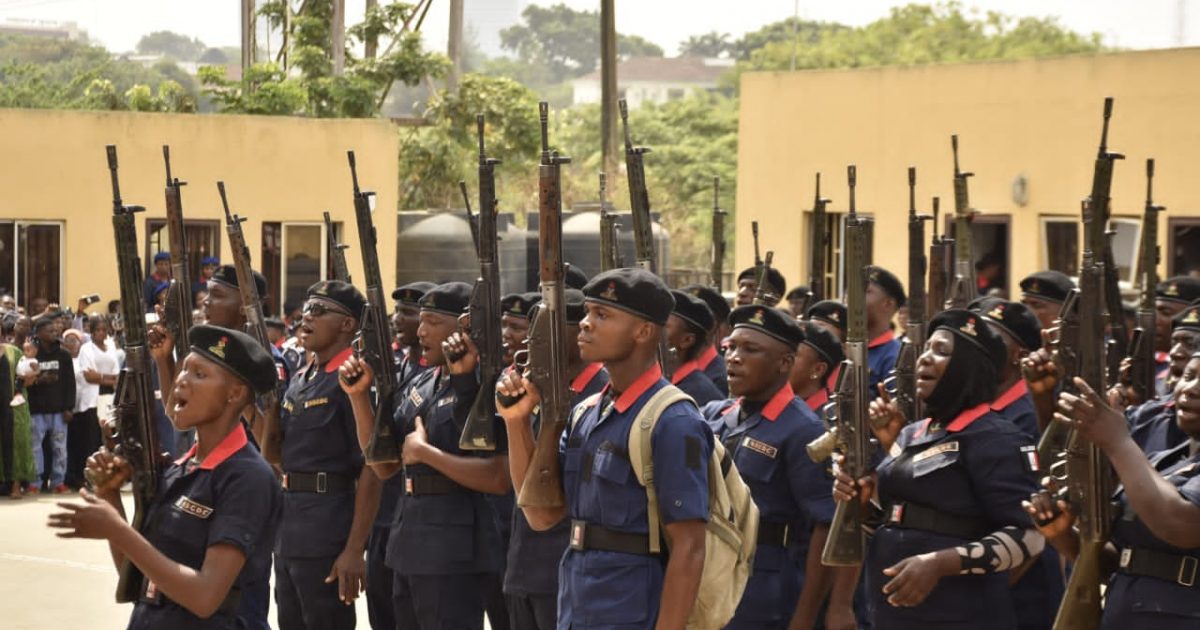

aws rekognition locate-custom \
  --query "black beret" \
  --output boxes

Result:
[264,317,286,331]
[1020,270,1075,304]
[928,308,1006,371]
[806,300,847,335]
[801,321,844,367]
[392,281,435,306]
[730,305,804,348]
[970,296,1042,351]
[785,286,812,301]
[582,268,674,326]
[868,266,907,307]
[564,263,589,290]
[210,264,269,299]
[501,292,542,319]
[670,290,714,333]
[419,281,472,317]
[737,265,787,298]
[565,289,586,325]
[681,284,730,325]
[1156,276,1200,305]
[307,280,366,319]
[1174,304,1200,332]
[188,324,278,395]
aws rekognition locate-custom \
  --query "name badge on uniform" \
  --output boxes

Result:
[174,496,214,519]
[911,441,959,477]
[408,388,424,407]
[742,437,778,459]
[1020,445,1040,473]
[437,395,456,408]
[304,397,329,409]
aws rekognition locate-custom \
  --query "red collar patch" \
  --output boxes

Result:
[868,330,895,349]
[671,359,702,385]
[696,345,719,371]
[610,363,663,413]
[991,380,1029,412]
[761,383,795,421]
[174,424,248,470]
[324,347,354,374]
[805,388,829,412]
[946,402,994,432]
[570,362,604,394]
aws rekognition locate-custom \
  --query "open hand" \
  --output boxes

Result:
[47,490,125,540]
[1055,377,1129,452]
[324,549,366,605]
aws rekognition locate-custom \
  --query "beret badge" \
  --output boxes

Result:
[749,309,765,326]
[210,336,228,359]
[960,317,978,337]
[600,281,619,302]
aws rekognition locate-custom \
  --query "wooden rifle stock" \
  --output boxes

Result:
[161,145,193,358]
[808,172,830,303]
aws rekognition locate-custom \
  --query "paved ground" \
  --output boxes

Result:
[0,490,371,629]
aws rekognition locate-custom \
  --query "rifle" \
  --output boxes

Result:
[927,197,952,318]
[99,145,162,603]
[1102,229,1127,384]
[515,101,572,508]
[808,173,830,303]
[1127,159,1164,402]
[1036,289,1080,466]
[347,151,402,464]
[324,211,352,284]
[619,99,656,273]
[599,173,622,272]
[895,166,931,424]
[751,220,763,285]
[711,176,727,289]
[218,182,283,465]
[816,164,873,566]
[1052,98,1121,630]
[752,251,775,306]
[945,135,976,308]
[161,146,192,359]
[459,114,504,451]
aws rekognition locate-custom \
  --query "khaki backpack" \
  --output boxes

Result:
[628,385,760,630]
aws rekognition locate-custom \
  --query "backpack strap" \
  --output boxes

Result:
[628,384,696,555]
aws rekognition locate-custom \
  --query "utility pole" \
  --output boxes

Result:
[364,0,379,59]
[241,0,257,76]
[332,0,346,75]
[600,0,618,185]
[447,0,464,91]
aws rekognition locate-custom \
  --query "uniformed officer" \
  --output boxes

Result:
[501,292,541,366]
[1121,304,1200,455]
[1155,280,1200,392]
[680,284,730,395]
[275,280,382,630]
[368,280,434,630]
[789,322,844,413]
[1018,270,1075,331]
[340,281,510,630]
[502,289,609,630]
[49,325,282,630]
[666,290,723,406]
[1027,351,1200,628]
[865,266,904,400]
[837,309,1044,629]
[806,299,848,343]
[496,268,713,629]
[785,286,813,318]
[703,305,857,629]
[565,262,590,290]
[736,265,787,307]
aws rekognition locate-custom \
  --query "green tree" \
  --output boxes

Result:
[135,30,207,61]
[732,17,843,60]
[679,32,735,58]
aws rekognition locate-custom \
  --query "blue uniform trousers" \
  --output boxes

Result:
[392,572,486,630]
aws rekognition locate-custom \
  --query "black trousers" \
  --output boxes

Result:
[65,408,100,489]
[391,572,485,630]
[506,593,556,630]
[366,526,399,630]
[275,555,355,630]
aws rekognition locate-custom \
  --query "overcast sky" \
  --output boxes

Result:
[0,0,1194,54]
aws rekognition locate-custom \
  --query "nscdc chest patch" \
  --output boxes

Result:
[437,395,456,408]
[408,388,425,408]
[1020,445,1040,473]
[912,441,959,463]
[742,437,778,459]
[304,397,329,409]
[174,496,214,519]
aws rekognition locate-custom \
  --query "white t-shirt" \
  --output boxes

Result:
[76,340,124,413]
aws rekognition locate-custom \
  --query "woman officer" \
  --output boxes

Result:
[833,309,1045,629]
[1026,351,1200,627]
[47,325,282,629]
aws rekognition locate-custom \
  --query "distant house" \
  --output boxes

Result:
[572,56,732,108]
[0,19,87,41]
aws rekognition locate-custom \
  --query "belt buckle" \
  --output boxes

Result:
[316,472,328,494]
[281,473,290,490]
[569,521,586,551]
[1179,556,1197,587]
[404,477,414,496]
[889,504,905,524]
[1119,548,1132,569]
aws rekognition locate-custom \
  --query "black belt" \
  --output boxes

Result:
[884,502,988,540]
[404,474,468,496]
[757,521,790,547]
[142,579,240,615]
[281,471,355,494]
[1119,546,1200,588]
[569,520,656,556]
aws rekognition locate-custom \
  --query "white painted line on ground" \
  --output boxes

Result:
[0,552,110,573]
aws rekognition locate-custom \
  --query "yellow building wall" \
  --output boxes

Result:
[736,47,1200,298]
[0,108,398,314]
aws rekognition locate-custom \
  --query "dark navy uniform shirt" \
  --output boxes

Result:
[557,364,713,630]
[867,331,901,401]
[1103,440,1200,629]
[386,365,507,577]
[697,345,728,396]
[374,352,432,531]
[991,380,1039,441]
[702,384,836,626]
[1155,351,1171,397]
[671,359,723,407]
[276,347,361,559]
[127,425,282,630]
[1128,398,1185,455]
[505,362,609,597]
[868,404,1038,629]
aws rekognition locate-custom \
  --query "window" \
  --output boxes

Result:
[667,88,685,101]
[262,222,282,316]
[1109,217,1141,284]
[1041,216,1079,277]
[0,221,63,311]
[262,222,328,316]
[144,219,222,291]
[1168,217,1200,277]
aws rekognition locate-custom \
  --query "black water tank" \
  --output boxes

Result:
[527,202,670,281]
[395,210,530,294]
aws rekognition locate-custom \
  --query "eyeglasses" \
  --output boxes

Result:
[302,301,351,318]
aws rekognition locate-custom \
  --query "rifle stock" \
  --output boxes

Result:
[945,135,976,309]
[161,145,193,358]
[517,102,573,508]
[101,145,162,603]
[808,172,830,303]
